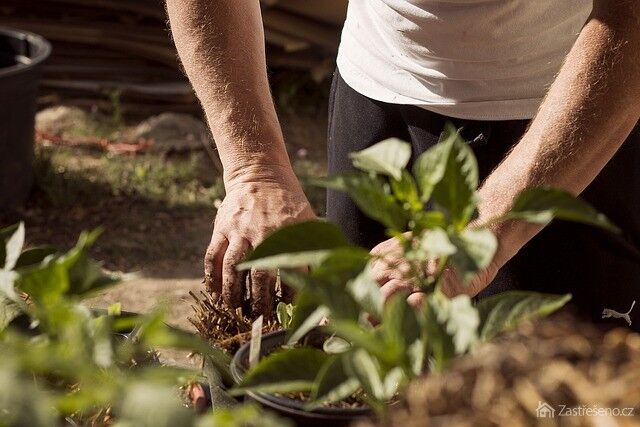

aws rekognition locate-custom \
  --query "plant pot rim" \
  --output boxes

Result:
[230,329,373,418]
[0,26,52,78]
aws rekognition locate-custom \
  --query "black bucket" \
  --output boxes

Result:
[231,329,373,427]
[0,27,51,211]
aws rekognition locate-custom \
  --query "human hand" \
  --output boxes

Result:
[204,168,315,316]
[370,235,499,308]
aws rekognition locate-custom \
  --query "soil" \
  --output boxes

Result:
[1,104,328,368]
[357,309,640,427]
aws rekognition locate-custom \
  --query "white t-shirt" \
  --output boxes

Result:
[336,0,593,120]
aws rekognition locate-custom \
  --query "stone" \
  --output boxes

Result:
[131,112,211,152]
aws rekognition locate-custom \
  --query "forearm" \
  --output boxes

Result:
[478,1,640,267]
[166,0,292,183]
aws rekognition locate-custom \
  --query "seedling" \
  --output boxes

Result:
[233,124,617,413]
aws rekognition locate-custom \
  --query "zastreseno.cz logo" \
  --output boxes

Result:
[536,401,635,418]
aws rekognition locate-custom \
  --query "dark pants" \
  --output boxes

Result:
[326,70,640,330]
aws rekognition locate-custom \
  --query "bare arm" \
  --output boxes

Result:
[166,0,314,315]
[477,1,640,272]
[374,0,640,302]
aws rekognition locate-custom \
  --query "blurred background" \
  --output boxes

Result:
[0,0,346,363]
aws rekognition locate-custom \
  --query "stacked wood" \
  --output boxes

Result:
[0,0,346,118]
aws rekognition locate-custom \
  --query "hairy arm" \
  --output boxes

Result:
[166,0,314,315]
[166,0,288,180]
[454,0,640,295]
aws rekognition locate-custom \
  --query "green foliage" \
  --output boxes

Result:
[235,122,617,413]
[504,187,620,233]
[0,224,289,427]
[233,348,330,395]
[476,291,573,341]
[350,138,412,181]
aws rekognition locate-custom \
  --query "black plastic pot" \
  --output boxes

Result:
[0,27,51,210]
[231,329,373,427]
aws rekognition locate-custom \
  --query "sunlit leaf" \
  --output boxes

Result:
[413,134,454,203]
[390,170,422,211]
[476,291,572,341]
[346,349,384,400]
[382,367,406,400]
[429,124,479,227]
[417,228,457,259]
[314,174,408,231]
[3,222,25,271]
[346,263,383,319]
[449,227,497,284]
[350,138,411,180]
[504,188,619,233]
[309,354,360,408]
[239,221,352,270]
[276,302,294,329]
[0,294,21,331]
[118,383,195,427]
[429,293,479,354]
[232,348,330,395]
[15,247,57,270]
[323,335,351,354]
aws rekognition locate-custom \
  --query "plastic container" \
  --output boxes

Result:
[0,27,51,210]
[230,329,373,427]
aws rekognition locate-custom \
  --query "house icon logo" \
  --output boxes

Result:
[536,401,555,418]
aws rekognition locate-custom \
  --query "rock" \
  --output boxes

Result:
[131,113,211,152]
[35,106,89,136]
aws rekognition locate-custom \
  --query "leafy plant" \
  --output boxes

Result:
[233,124,618,413]
[0,224,289,427]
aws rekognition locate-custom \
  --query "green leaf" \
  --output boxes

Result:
[429,293,479,354]
[430,124,479,227]
[60,228,121,297]
[309,354,360,408]
[14,247,57,270]
[382,294,421,362]
[118,383,195,427]
[196,403,292,427]
[249,316,263,368]
[136,310,233,384]
[239,221,352,270]
[350,138,412,180]
[16,259,69,303]
[382,367,407,400]
[311,247,370,281]
[346,263,383,319]
[505,188,619,233]
[284,286,328,345]
[0,223,19,269]
[390,170,422,210]
[329,321,390,363]
[323,336,351,354]
[346,349,384,400]
[3,222,25,271]
[107,302,122,316]
[417,228,457,259]
[423,297,456,371]
[314,174,408,231]
[476,291,572,341]
[413,134,454,203]
[449,227,497,284]
[0,269,19,302]
[0,294,21,331]
[276,302,294,329]
[233,348,330,395]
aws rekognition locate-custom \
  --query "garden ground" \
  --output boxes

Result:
[0,105,328,366]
